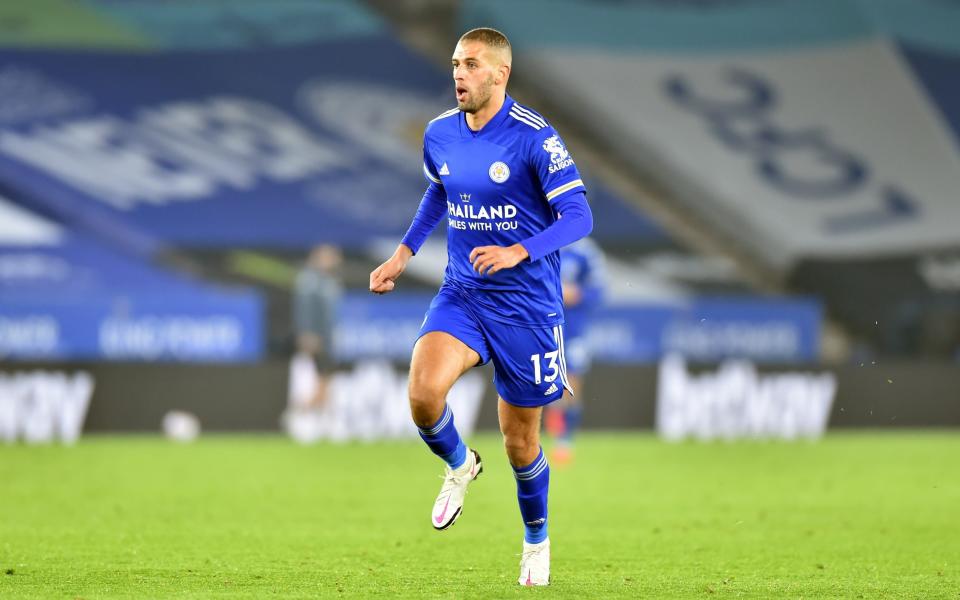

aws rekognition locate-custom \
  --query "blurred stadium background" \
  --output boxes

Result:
[0,1,958,597]
[1,0,957,436]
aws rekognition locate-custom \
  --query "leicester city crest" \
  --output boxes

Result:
[488,161,510,183]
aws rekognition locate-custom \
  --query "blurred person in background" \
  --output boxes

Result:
[369,27,593,586]
[546,237,607,464]
[287,244,343,417]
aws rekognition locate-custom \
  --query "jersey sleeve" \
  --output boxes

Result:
[530,127,586,204]
[520,191,593,262]
[401,181,446,254]
[422,139,442,186]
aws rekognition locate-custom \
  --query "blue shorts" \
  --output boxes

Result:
[418,286,572,407]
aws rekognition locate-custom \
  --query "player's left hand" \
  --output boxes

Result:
[469,243,530,276]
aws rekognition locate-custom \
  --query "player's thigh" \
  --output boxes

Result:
[487,323,570,408]
[411,286,489,401]
[409,331,481,400]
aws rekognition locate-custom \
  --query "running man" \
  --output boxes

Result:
[547,237,607,463]
[369,27,592,586]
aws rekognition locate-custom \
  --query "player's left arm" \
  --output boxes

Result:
[471,127,593,276]
[470,191,592,275]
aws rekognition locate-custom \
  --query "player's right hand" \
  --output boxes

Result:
[369,262,399,294]
[369,245,413,295]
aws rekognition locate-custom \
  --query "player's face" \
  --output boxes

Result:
[451,40,498,113]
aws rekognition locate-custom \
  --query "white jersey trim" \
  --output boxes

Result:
[429,107,460,123]
[545,179,585,201]
[509,108,544,130]
[511,104,548,128]
[554,325,572,395]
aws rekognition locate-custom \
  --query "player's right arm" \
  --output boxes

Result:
[369,181,443,294]
[369,140,447,294]
[369,243,413,294]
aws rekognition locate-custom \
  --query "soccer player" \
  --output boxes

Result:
[368,27,592,587]
[546,237,607,463]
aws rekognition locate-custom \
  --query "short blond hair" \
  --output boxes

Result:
[459,27,512,65]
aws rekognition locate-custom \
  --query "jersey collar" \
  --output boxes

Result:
[461,94,515,137]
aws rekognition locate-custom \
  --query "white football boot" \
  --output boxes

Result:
[431,448,482,530]
[518,538,550,586]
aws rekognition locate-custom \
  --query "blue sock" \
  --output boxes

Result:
[562,405,582,444]
[417,404,467,469]
[513,448,549,544]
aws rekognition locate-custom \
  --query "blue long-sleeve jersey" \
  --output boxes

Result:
[401,95,592,327]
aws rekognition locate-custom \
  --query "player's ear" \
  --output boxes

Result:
[498,64,511,85]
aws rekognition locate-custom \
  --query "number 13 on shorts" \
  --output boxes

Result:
[530,351,560,384]
[529,326,567,385]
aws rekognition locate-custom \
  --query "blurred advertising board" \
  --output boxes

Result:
[0,199,264,363]
[4,358,955,435]
[656,355,836,441]
[333,292,822,364]
[0,370,93,444]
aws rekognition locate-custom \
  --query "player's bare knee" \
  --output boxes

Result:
[408,375,449,405]
[408,378,449,427]
[502,432,538,463]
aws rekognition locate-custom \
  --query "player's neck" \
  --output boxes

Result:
[465,92,506,132]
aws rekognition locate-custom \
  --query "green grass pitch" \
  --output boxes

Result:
[1,432,958,598]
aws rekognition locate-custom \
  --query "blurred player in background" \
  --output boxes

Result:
[546,237,607,463]
[287,244,343,413]
[369,27,592,586]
